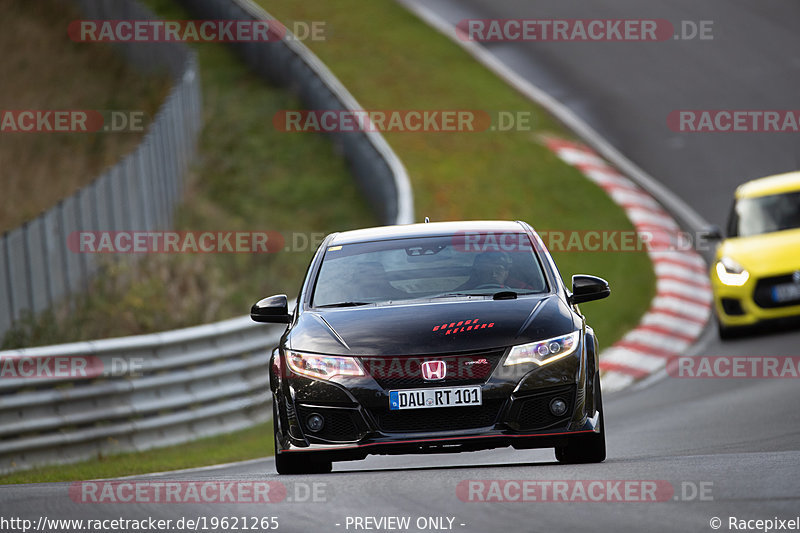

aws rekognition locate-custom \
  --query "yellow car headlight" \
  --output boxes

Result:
[504,331,580,367]
[716,256,750,286]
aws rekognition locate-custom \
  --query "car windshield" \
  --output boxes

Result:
[728,190,800,237]
[311,234,549,307]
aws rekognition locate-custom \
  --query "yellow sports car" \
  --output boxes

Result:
[710,171,800,338]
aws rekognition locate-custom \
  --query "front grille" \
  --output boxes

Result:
[295,405,367,442]
[721,297,745,316]
[506,385,575,431]
[360,350,506,390]
[753,274,800,309]
[370,399,506,433]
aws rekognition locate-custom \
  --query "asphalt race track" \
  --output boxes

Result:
[3,1,799,532]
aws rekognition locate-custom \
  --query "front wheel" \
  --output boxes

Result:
[274,447,332,475]
[717,313,746,340]
[717,321,734,340]
[555,375,606,464]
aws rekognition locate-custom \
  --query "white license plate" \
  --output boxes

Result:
[389,386,482,411]
[772,283,800,303]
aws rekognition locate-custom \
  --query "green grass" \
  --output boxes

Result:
[0,423,273,485]
[259,0,656,347]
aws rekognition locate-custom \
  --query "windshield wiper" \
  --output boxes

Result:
[316,301,372,308]
[431,292,490,298]
[432,290,526,300]
[492,290,518,300]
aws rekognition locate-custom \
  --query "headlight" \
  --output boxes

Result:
[286,351,364,380]
[504,331,580,367]
[715,256,750,286]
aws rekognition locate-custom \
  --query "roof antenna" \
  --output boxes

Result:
[424,216,430,223]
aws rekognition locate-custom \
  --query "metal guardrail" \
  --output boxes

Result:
[0,0,203,340]
[0,316,278,473]
[0,0,414,473]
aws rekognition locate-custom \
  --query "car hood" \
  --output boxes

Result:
[717,228,800,277]
[287,295,577,356]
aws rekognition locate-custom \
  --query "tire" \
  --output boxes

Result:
[273,402,333,475]
[555,374,606,464]
[717,320,735,340]
[716,313,751,340]
[716,310,733,340]
[716,313,749,340]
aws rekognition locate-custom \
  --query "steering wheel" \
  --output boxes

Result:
[474,283,504,289]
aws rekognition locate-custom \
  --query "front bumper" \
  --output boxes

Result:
[276,424,600,462]
[712,272,800,327]
[274,351,599,462]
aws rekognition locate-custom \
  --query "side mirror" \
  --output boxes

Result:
[250,294,292,324]
[702,225,723,241]
[570,275,610,305]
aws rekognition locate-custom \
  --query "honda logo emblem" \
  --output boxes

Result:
[421,360,447,380]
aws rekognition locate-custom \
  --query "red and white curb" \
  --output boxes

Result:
[544,137,713,393]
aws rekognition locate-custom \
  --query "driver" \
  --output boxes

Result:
[460,251,512,289]
[356,261,407,300]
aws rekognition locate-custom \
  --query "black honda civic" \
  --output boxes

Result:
[251,221,610,474]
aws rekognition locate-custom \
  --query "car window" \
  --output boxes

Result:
[730,190,800,237]
[311,234,548,307]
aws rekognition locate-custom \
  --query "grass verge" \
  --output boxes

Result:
[0,0,170,233]
[0,423,272,484]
